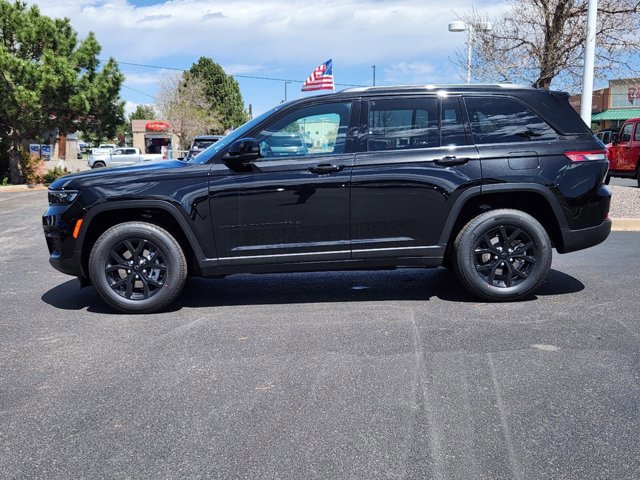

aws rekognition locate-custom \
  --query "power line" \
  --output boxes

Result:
[112,59,366,87]
[121,84,158,100]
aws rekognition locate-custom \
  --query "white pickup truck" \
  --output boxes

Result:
[90,144,117,156]
[88,147,163,169]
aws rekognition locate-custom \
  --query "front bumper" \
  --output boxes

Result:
[43,204,85,278]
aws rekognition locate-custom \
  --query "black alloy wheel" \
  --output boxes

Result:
[89,222,187,313]
[453,209,552,301]
[105,238,167,300]
[473,225,536,288]
[93,161,105,168]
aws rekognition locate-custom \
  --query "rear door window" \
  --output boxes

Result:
[367,97,439,151]
[465,96,558,144]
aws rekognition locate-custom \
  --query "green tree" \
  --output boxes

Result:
[0,1,123,183]
[130,104,156,121]
[188,57,248,132]
[116,104,156,144]
[78,56,125,146]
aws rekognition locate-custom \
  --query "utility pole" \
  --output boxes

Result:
[284,81,291,103]
[580,0,598,126]
[372,65,376,86]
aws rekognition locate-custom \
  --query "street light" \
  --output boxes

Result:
[448,20,492,83]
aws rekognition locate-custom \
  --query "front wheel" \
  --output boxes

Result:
[92,161,105,168]
[88,222,187,313]
[453,209,552,301]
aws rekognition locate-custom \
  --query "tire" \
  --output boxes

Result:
[88,222,187,313]
[92,161,105,168]
[452,209,552,301]
[604,174,611,185]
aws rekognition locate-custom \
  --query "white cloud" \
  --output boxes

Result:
[123,71,166,86]
[223,64,265,75]
[32,0,510,66]
[124,100,139,117]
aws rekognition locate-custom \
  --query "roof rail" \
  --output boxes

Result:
[340,83,534,94]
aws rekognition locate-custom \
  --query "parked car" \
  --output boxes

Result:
[595,128,618,145]
[187,135,223,158]
[605,117,640,186]
[261,132,308,157]
[43,84,611,313]
[88,147,163,168]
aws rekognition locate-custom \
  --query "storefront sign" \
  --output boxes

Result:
[145,121,171,132]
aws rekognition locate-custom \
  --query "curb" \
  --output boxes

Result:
[0,184,49,192]
[611,218,640,232]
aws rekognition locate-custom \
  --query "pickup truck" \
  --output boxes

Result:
[606,117,640,186]
[88,147,163,169]
[90,144,117,156]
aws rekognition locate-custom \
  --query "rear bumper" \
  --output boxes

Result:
[558,219,612,253]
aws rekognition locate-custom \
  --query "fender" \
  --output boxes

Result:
[74,199,218,272]
[436,183,569,246]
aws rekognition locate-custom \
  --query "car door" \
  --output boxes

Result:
[109,148,126,166]
[208,100,358,265]
[615,122,634,172]
[350,95,481,259]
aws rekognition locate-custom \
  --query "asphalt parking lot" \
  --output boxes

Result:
[1,190,639,479]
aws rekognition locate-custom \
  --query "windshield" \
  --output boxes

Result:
[189,106,282,164]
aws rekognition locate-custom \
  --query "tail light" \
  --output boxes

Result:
[564,150,607,162]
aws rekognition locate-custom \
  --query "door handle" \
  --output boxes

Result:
[309,163,344,174]
[434,155,470,166]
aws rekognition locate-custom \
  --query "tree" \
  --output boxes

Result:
[188,57,249,132]
[155,71,221,150]
[77,55,125,146]
[116,104,156,144]
[455,0,640,90]
[0,1,124,183]
[130,104,156,121]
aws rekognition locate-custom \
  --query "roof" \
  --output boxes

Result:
[591,109,640,121]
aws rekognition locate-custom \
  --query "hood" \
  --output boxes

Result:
[49,160,190,190]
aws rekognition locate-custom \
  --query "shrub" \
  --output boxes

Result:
[42,167,70,184]
[19,150,46,184]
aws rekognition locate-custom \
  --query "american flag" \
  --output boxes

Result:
[301,59,334,92]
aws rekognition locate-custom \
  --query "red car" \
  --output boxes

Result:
[606,117,640,186]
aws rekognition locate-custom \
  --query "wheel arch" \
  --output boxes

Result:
[440,184,568,256]
[77,200,207,278]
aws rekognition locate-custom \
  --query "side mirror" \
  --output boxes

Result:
[224,138,261,169]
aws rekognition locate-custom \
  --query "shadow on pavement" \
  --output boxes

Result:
[41,268,584,313]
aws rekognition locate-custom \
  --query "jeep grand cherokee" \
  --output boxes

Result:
[43,84,611,313]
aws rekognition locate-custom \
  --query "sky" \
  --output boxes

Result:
[31,0,509,120]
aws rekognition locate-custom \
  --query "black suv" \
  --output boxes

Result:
[43,85,612,313]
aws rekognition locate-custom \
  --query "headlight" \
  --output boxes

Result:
[48,190,79,204]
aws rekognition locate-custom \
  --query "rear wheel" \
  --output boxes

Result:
[88,222,187,313]
[92,161,105,168]
[453,209,552,301]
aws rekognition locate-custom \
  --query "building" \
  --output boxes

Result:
[571,78,640,131]
[131,119,180,155]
